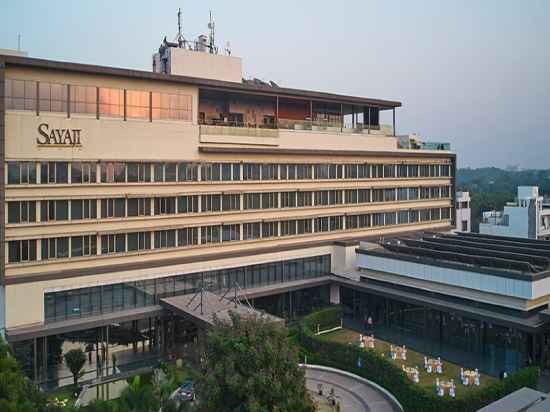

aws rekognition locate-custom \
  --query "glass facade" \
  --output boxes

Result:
[341,286,532,376]
[44,254,331,323]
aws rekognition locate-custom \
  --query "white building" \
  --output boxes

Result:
[455,191,471,232]
[479,186,550,240]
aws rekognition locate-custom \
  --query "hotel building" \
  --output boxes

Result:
[0,39,455,387]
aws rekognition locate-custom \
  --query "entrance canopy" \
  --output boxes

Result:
[160,291,284,328]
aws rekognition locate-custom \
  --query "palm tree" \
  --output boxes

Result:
[119,375,156,412]
[64,348,87,386]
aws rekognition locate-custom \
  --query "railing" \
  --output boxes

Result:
[398,136,451,151]
[199,118,396,137]
[277,118,394,136]
[481,214,509,226]
[199,124,278,138]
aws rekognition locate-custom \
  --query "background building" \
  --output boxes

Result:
[455,191,471,232]
[479,186,550,240]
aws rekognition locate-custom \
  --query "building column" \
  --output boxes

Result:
[329,284,340,305]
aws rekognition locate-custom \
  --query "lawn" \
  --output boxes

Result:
[318,328,496,398]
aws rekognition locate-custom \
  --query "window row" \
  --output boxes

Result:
[5,78,192,121]
[6,187,452,224]
[7,207,452,263]
[43,254,332,323]
[6,160,452,185]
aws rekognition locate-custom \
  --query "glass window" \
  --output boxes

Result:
[244,193,261,210]
[178,162,198,181]
[8,240,37,263]
[154,230,176,249]
[281,192,296,208]
[7,162,36,184]
[243,163,261,180]
[152,91,192,121]
[126,89,149,119]
[7,201,36,224]
[221,224,240,242]
[127,198,150,217]
[201,194,221,212]
[99,87,124,117]
[39,82,68,113]
[165,163,177,182]
[127,231,151,251]
[222,194,240,211]
[178,228,199,246]
[154,197,176,215]
[40,162,68,184]
[5,78,37,111]
[201,225,221,244]
[127,162,151,182]
[71,162,96,184]
[297,191,313,207]
[70,84,97,115]
[262,222,278,238]
[261,192,277,209]
[243,222,261,240]
[178,195,199,213]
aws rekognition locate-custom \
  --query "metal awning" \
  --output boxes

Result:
[161,291,284,328]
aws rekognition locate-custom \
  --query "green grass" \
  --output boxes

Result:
[318,328,496,398]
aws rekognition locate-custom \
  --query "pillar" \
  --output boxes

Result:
[329,284,340,305]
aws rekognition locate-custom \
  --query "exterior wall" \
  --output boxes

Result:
[2,63,455,331]
[162,48,243,83]
[356,253,542,301]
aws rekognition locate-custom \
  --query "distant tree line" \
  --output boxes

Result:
[457,167,550,232]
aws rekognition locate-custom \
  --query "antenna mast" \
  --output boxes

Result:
[176,8,185,48]
[208,10,216,54]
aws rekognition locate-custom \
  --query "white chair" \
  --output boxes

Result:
[424,356,428,369]
[475,375,480,386]
[427,364,432,374]
[449,386,456,398]
[436,364,442,374]
[460,368,464,380]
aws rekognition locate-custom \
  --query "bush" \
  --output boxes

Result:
[301,306,342,333]
[298,309,540,412]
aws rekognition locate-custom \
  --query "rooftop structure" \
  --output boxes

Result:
[479,186,550,240]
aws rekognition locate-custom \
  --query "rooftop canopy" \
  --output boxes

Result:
[375,232,550,277]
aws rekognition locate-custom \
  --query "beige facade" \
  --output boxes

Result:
[1,56,455,332]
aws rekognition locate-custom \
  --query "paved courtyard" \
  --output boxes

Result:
[304,366,401,412]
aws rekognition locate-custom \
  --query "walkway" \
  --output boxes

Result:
[302,365,402,412]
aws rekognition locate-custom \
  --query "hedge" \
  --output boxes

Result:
[297,307,540,412]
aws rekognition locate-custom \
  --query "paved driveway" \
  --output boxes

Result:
[304,366,401,412]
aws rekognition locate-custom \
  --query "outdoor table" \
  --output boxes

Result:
[364,336,375,349]
[439,380,454,395]
[463,370,478,385]
[403,366,418,381]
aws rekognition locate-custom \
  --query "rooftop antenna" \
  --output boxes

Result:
[225,41,231,56]
[208,10,216,54]
[17,34,21,52]
[176,8,185,48]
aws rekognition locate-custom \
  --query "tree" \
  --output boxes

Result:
[118,375,156,412]
[0,337,47,412]
[64,348,87,386]
[194,312,315,412]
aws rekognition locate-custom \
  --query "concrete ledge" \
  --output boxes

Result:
[299,363,404,411]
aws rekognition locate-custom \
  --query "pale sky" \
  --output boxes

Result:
[1,0,549,168]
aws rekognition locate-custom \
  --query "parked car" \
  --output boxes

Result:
[174,380,195,402]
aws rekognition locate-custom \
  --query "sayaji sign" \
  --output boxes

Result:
[36,123,82,146]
